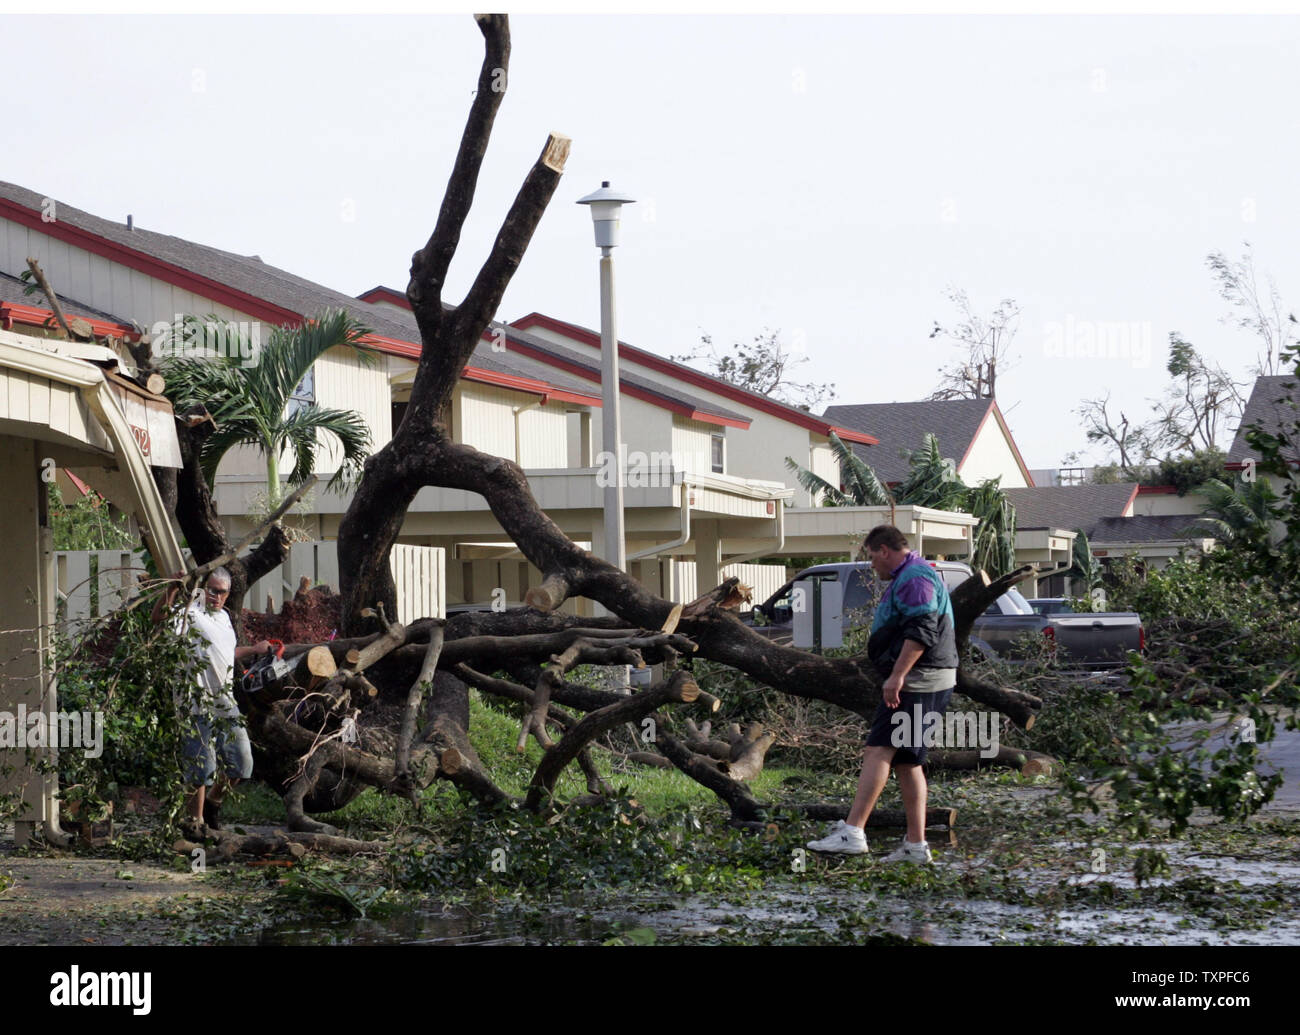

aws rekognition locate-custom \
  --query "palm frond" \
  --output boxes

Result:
[1065,527,1103,589]
[784,456,851,506]
[1182,516,1237,541]
[965,477,1017,577]
[278,404,373,489]
[826,432,892,506]
[157,309,377,494]
[263,309,376,405]
[896,433,966,509]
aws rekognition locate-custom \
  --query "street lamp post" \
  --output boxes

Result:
[577,181,635,574]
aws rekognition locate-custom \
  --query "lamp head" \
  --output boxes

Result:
[577,181,636,249]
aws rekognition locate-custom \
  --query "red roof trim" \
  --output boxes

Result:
[463,366,602,407]
[0,301,140,340]
[357,286,412,310]
[1136,484,1178,495]
[1225,458,1299,470]
[512,311,875,443]
[827,425,876,445]
[0,196,304,326]
[1121,483,1140,516]
[496,332,750,429]
[364,333,602,407]
[360,332,420,359]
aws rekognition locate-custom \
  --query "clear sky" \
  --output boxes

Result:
[4,11,1298,471]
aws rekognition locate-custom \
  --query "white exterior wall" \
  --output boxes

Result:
[522,325,822,500]
[455,382,571,465]
[671,417,716,476]
[809,437,838,502]
[1132,491,1209,517]
[518,405,568,467]
[958,414,1030,488]
[457,383,519,459]
[0,367,107,450]
[312,344,391,472]
[0,219,243,330]
[590,392,673,459]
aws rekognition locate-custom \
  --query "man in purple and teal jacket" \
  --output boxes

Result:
[807,524,958,863]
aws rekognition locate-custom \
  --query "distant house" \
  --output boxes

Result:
[1225,373,1298,546]
[821,398,1035,489]
[1226,374,1299,472]
[822,398,1076,578]
[1004,480,1217,593]
[1021,374,1300,580]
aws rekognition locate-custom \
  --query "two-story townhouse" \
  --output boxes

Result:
[0,182,846,612]
[498,312,982,564]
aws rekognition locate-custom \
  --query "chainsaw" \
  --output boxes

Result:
[240,639,295,700]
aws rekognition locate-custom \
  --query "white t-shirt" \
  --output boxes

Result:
[173,593,239,717]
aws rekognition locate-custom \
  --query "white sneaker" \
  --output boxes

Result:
[806,820,869,854]
[881,839,933,865]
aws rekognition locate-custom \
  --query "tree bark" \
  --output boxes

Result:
[337,15,570,635]
[524,670,700,810]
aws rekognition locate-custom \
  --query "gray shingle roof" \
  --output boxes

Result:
[1088,514,1218,545]
[0,271,135,326]
[0,180,744,421]
[1005,483,1139,532]
[821,398,995,483]
[1006,483,1216,546]
[1227,374,1300,465]
[491,322,751,423]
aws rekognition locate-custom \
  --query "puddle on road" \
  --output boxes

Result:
[235,854,1300,945]
[229,809,1300,946]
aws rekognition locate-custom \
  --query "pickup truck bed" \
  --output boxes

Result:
[743,560,1143,669]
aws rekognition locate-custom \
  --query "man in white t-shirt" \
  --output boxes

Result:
[153,568,270,835]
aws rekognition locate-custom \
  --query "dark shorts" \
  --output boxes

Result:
[865,687,954,766]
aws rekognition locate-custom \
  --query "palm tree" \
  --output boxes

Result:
[962,476,1017,579]
[893,433,969,511]
[1187,475,1279,546]
[158,308,376,506]
[784,431,891,506]
[786,431,1019,576]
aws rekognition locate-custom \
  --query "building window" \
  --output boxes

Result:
[287,366,315,417]
[711,433,725,474]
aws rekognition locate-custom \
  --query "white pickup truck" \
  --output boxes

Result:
[744,560,1144,669]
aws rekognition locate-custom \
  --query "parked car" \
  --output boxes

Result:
[743,560,1143,669]
[1028,597,1074,615]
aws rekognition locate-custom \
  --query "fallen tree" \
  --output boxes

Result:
[159,15,1047,845]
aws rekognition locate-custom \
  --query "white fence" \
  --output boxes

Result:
[245,541,445,624]
[55,549,145,630]
[388,544,446,625]
[669,561,788,607]
[55,541,445,631]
